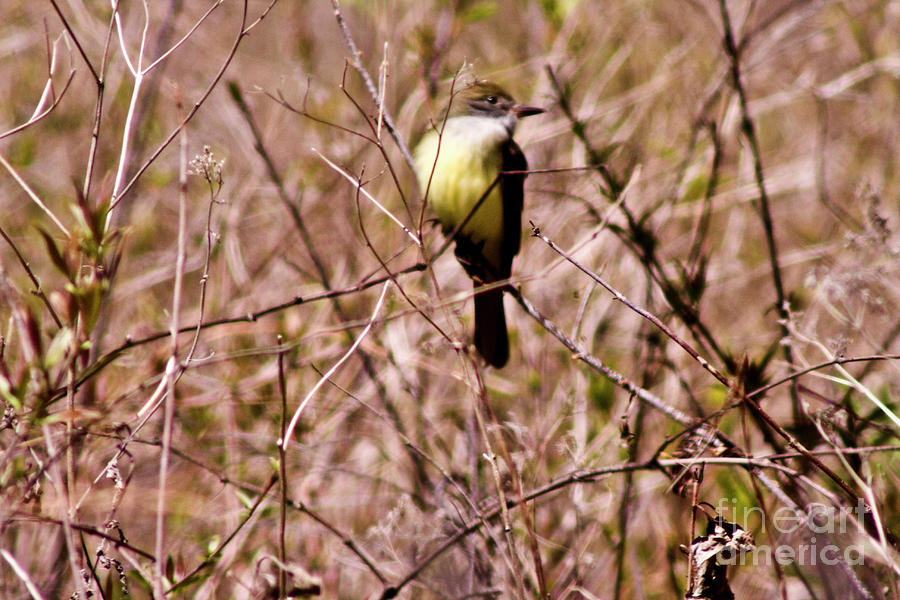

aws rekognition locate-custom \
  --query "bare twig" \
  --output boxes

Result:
[531,222,731,388]
[329,0,416,170]
[510,284,698,429]
[107,0,268,220]
[152,112,189,600]
[277,336,289,598]
[61,262,426,397]
[468,367,528,599]
[42,424,89,599]
[383,441,899,599]
[167,475,279,594]
[718,0,800,421]
[0,67,75,142]
[748,354,900,399]
[0,153,70,237]
[0,225,63,328]
[281,281,391,449]
[48,0,100,82]
[183,145,225,364]
[527,222,884,527]
[2,549,47,600]
[229,81,338,288]
[312,148,420,245]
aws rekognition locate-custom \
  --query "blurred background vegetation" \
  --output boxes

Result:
[1,0,898,598]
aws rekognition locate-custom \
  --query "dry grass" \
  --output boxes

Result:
[1,1,899,598]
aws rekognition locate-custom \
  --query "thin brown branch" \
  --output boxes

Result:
[718,0,800,421]
[530,222,731,388]
[277,336,288,598]
[329,0,416,170]
[0,225,63,328]
[167,475,279,594]
[749,354,900,399]
[0,70,75,141]
[527,222,888,536]
[109,0,260,213]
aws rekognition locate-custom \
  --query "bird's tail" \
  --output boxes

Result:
[473,284,509,368]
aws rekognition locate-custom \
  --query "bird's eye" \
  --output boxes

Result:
[485,96,497,104]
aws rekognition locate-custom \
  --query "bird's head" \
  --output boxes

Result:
[451,80,544,133]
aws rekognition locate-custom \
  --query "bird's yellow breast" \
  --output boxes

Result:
[414,116,511,267]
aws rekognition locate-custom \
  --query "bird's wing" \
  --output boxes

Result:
[499,138,527,278]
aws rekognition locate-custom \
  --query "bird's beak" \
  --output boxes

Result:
[513,105,545,118]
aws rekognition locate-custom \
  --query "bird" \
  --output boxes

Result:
[414,80,544,367]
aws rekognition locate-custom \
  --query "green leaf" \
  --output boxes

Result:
[681,174,709,204]
[234,489,255,510]
[44,327,74,369]
[8,135,36,167]
[37,227,72,280]
[0,376,22,411]
[539,0,582,23]
[463,1,497,22]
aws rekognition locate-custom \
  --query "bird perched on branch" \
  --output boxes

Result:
[415,80,544,367]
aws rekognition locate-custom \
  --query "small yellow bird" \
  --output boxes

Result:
[414,80,544,367]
